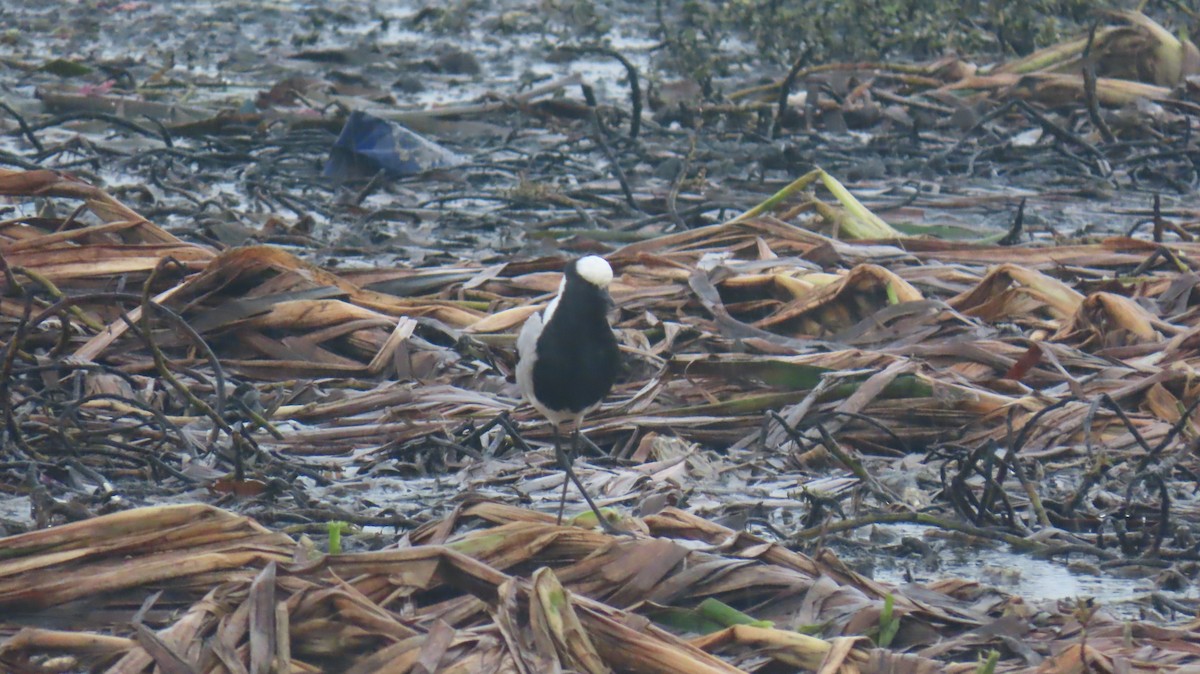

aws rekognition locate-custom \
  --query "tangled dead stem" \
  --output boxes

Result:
[2,1,1200,672]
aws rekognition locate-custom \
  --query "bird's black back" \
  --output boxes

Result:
[531,264,619,414]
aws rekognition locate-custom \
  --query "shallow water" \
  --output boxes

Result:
[845,522,1190,621]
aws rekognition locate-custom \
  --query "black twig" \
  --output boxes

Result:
[563,46,643,140]
[773,47,813,139]
[0,100,45,154]
[1081,21,1116,145]
[998,197,1026,246]
[580,83,640,213]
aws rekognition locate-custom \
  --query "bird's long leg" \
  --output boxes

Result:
[555,427,622,534]
[554,424,570,525]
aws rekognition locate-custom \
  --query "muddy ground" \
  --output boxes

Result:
[3,0,1200,658]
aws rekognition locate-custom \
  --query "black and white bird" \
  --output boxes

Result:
[516,255,620,530]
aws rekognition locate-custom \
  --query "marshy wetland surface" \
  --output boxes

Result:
[2,0,1200,671]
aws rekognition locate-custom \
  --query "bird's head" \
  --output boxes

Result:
[543,255,616,324]
[567,255,615,312]
[572,255,613,289]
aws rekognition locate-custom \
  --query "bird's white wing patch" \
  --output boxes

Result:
[517,310,543,361]
[541,295,561,324]
[516,309,553,418]
[541,277,566,323]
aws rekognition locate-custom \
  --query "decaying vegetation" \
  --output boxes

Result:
[2,2,1200,673]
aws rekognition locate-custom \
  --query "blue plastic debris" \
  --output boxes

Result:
[324,110,466,180]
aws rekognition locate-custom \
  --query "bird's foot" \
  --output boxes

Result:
[566,506,631,536]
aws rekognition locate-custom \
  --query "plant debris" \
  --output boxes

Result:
[3,502,1200,673]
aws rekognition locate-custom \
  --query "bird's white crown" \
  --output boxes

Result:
[576,255,613,288]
